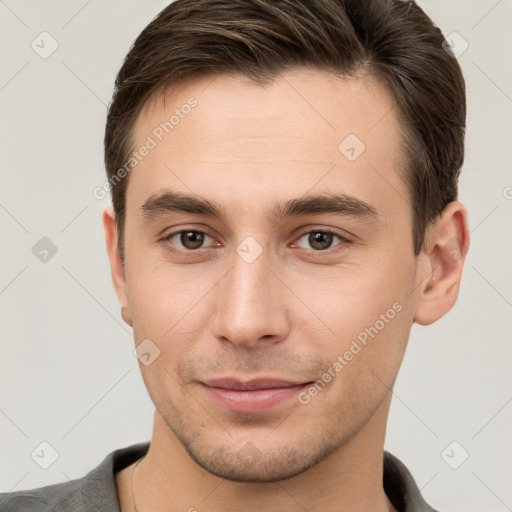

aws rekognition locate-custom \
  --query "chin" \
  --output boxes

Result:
[183,437,340,483]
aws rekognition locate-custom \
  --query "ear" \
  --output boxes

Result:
[103,205,132,327]
[414,201,470,326]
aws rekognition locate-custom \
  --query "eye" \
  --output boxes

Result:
[165,230,216,250]
[294,230,346,251]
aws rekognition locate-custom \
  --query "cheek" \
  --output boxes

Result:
[300,258,414,339]
[297,301,412,422]
[294,257,416,397]
[126,255,214,339]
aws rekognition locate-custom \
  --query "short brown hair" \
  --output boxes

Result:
[104,0,466,260]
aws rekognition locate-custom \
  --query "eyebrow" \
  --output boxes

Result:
[140,190,378,224]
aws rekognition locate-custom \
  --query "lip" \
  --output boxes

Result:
[200,377,312,413]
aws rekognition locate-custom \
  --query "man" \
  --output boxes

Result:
[0,0,469,510]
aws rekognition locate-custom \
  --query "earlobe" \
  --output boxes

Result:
[103,205,132,324]
[414,201,470,326]
[121,306,133,327]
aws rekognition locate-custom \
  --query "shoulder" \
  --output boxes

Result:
[0,477,85,511]
[383,451,441,512]
[0,442,150,512]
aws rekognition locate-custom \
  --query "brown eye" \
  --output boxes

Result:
[308,232,334,250]
[295,230,345,251]
[165,230,212,250]
[179,231,205,249]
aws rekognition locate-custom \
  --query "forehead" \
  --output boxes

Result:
[127,68,407,221]
[135,68,397,153]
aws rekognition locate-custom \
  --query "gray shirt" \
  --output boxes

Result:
[0,442,439,511]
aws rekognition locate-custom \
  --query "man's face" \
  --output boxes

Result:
[117,69,424,481]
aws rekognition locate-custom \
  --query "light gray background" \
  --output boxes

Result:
[1,1,511,510]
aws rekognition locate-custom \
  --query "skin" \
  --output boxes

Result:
[104,68,469,511]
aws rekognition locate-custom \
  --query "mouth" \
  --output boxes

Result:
[199,377,313,413]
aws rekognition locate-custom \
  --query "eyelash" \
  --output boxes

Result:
[161,228,350,255]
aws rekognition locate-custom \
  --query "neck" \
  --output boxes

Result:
[122,394,396,512]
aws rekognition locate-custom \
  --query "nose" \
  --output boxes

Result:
[211,246,290,348]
